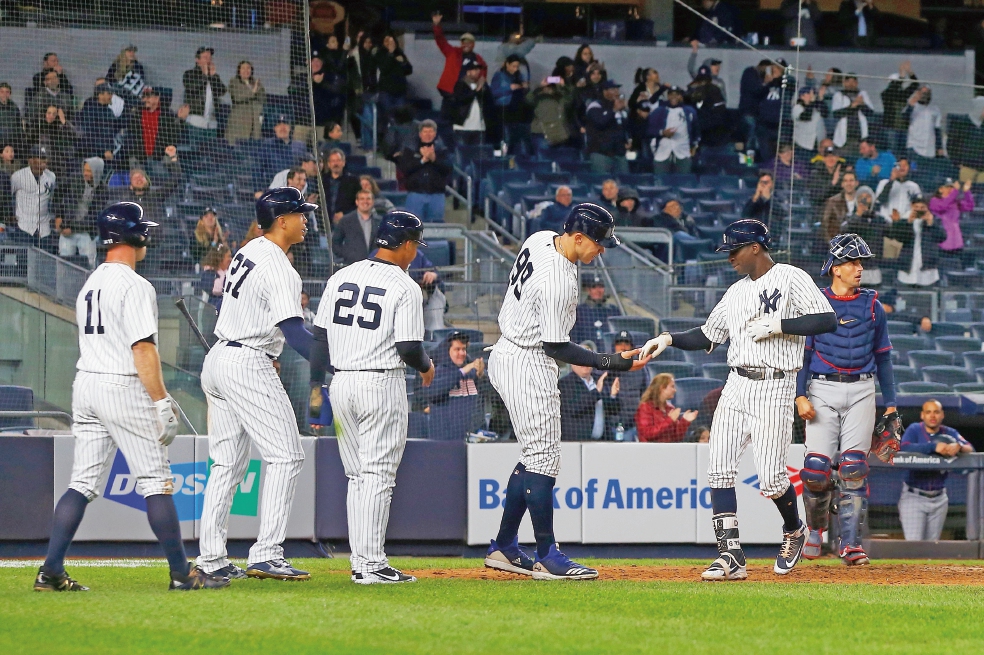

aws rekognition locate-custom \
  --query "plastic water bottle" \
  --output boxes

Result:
[746,150,756,167]
[615,423,625,442]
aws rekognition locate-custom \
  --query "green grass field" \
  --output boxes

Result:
[2,557,983,654]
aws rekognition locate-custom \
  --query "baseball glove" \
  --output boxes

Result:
[871,410,903,463]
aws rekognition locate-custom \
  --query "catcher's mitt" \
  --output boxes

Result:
[871,410,902,463]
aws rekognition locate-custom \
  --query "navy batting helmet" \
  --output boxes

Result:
[821,233,874,276]
[563,202,620,248]
[375,209,428,250]
[715,219,772,252]
[97,202,157,247]
[255,187,318,230]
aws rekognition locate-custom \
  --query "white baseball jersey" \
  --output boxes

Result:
[497,231,578,348]
[315,258,424,370]
[701,263,833,371]
[75,262,158,376]
[213,236,303,358]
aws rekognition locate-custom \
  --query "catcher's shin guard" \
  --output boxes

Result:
[837,451,869,557]
[801,453,834,532]
[702,513,747,581]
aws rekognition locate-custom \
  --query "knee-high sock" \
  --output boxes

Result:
[711,487,738,515]
[772,485,801,532]
[43,489,89,575]
[146,494,191,576]
[495,463,527,546]
[524,471,556,558]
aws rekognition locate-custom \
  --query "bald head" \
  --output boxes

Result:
[555,186,572,206]
[921,399,944,430]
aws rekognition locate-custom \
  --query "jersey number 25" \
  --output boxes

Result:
[332,282,387,330]
[510,248,533,300]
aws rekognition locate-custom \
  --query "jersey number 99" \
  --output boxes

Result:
[510,248,533,300]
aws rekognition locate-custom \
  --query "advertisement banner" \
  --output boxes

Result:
[581,443,699,543]
[53,435,316,541]
[467,443,581,546]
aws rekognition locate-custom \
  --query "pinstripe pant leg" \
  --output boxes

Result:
[748,379,796,498]
[198,352,252,572]
[102,376,173,498]
[67,373,117,501]
[707,378,751,489]
[330,373,368,573]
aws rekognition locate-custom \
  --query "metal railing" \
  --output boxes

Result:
[484,192,526,243]
[26,248,88,307]
[447,165,473,225]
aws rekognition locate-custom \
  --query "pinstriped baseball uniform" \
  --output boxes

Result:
[68,262,173,501]
[316,257,424,575]
[489,230,578,478]
[701,263,832,497]
[198,236,306,571]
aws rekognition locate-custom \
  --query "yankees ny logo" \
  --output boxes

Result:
[759,289,781,314]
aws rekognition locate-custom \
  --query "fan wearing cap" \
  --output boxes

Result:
[754,60,791,160]
[77,81,122,160]
[485,203,650,581]
[448,61,489,146]
[640,219,835,581]
[418,330,487,441]
[571,274,621,345]
[125,86,187,167]
[687,42,726,103]
[647,86,698,175]
[584,79,630,175]
[432,11,488,105]
[8,145,58,252]
[609,330,649,434]
[688,66,729,152]
[182,46,226,140]
[795,233,897,566]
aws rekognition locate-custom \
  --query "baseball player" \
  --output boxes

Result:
[310,210,435,584]
[197,187,316,581]
[641,220,836,580]
[34,202,228,592]
[486,203,649,581]
[795,234,898,566]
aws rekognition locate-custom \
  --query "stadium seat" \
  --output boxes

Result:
[892,366,919,383]
[534,171,570,185]
[698,199,734,214]
[695,225,727,242]
[0,385,35,432]
[556,161,594,175]
[608,316,657,338]
[921,366,974,385]
[934,336,981,354]
[429,328,484,344]
[930,322,969,337]
[891,335,929,359]
[382,191,409,207]
[699,174,741,189]
[376,179,399,192]
[617,173,654,187]
[908,350,955,370]
[898,381,951,394]
[546,147,581,162]
[963,351,984,372]
[684,345,729,366]
[678,187,716,202]
[660,173,699,188]
[645,361,697,379]
[673,377,724,411]
[943,307,975,323]
[702,363,731,380]
[970,323,984,340]
[886,320,915,335]
[425,240,452,267]
[976,367,984,383]
[953,382,984,393]
[660,317,705,333]
[603,331,651,352]
[674,237,714,263]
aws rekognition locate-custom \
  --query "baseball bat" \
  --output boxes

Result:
[175,298,211,352]
[171,398,200,437]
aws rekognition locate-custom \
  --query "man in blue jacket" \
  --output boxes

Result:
[77,83,122,160]
[420,331,486,440]
[647,87,699,174]
[738,60,770,155]
[584,80,629,175]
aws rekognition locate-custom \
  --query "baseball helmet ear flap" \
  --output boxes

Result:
[375,210,428,250]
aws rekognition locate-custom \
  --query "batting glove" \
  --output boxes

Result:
[746,315,783,341]
[640,332,672,358]
[154,396,179,446]
[309,384,324,418]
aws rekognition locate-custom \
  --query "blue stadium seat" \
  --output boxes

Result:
[703,363,731,380]
[908,350,955,370]
[976,367,984,383]
[376,179,399,191]
[608,316,657,338]
[892,366,919,383]
[898,381,951,394]
[684,345,729,366]
[699,174,741,189]
[678,187,716,202]
[0,385,34,431]
[673,377,724,411]
[698,199,734,214]
[695,225,726,242]
[934,336,981,353]
[645,361,697,379]
[617,173,654,187]
[953,382,984,393]
[546,147,581,162]
[963,351,984,372]
[921,365,974,385]
[382,191,408,207]
[636,185,672,200]
[886,320,915,335]
[970,323,984,340]
[534,171,570,185]
[943,306,976,323]
[660,317,705,333]
[556,161,593,175]
[930,322,969,337]
[602,331,651,352]
[346,154,368,168]
[504,182,547,205]
[891,335,929,359]
[425,239,452,267]
[659,173,699,188]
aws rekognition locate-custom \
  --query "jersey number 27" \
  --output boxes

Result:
[225,253,256,298]
[510,248,533,300]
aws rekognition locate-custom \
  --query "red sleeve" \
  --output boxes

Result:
[433,24,454,56]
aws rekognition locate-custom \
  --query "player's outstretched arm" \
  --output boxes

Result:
[132,339,178,445]
[542,341,649,371]
[278,317,313,361]
[641,327,717,358]
[747,312,837,342]
[309,326,331,416]
[396,341,435,386]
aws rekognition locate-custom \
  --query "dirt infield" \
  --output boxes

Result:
[410,564,984,585]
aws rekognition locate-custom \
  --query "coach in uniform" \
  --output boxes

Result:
[35,202,227,592]
[898,400,974,541]
[311,210,435,584]
[641,220,836,580]
[796,234,898,566]
[197,187,316,582]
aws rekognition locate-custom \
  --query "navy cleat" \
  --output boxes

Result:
[531,544,598,580]
[352,566,416,585]
[33,567,88,592]
[246,559,310,581]
[169,565,230,590]
[774,521,808,575]
[213,563,249,579]
[484,537,535,576]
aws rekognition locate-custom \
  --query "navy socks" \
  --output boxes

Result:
[43,489,89,575]
[773,485,801,532]
[495,463,527,547]
[146,494,191,576]
[524,471,557,559]
[711,487,738,515]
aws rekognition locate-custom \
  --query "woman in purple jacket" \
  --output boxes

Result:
[929,178,975,263]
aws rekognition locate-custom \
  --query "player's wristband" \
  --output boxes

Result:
[597,352,633,371]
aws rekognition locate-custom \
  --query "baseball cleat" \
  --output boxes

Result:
[169,565,230,590]
[840,546,870,566]
[246,559,311,581]
[484,537,535,576]
[802,528,824,560]
[33,567,88,592]
[213,563,249,579]
[774,521,808,575]
[531,544,598,580]
[352,566,416,584]
[701,553,747,581]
